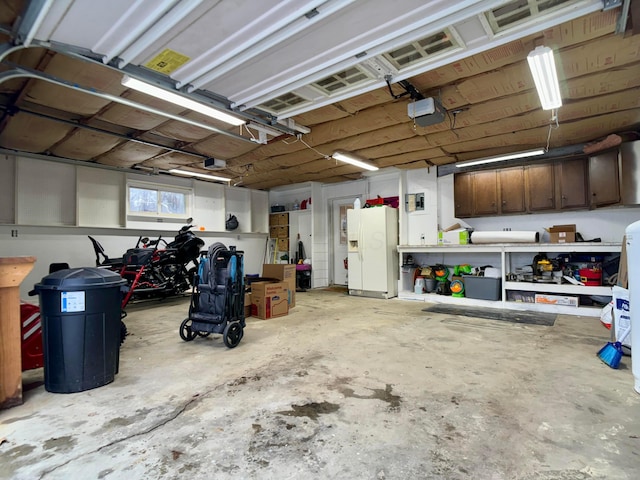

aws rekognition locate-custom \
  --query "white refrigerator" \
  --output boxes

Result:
[347,206,398,298]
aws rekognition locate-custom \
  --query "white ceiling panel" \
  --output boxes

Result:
[206,0,492,101]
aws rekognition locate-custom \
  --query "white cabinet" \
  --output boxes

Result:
[397,243,621,317]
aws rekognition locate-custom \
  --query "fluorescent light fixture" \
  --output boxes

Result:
[169,169,231,182]
[455,149,546,168]
[121,75,245,126]
[527,46,562,110]
[332,150,379,171]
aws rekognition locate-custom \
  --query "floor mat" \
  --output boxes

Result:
[321,286,349,293]
[422,304,556,326]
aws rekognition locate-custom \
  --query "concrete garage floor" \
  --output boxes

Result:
[1,289,639,479]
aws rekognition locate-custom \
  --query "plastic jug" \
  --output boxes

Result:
[414,277,425,294]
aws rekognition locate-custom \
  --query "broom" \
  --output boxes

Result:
[597,325,631,369]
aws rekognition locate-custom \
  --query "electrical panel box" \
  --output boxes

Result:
[405,193,425,212]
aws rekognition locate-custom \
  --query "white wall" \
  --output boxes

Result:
[401,168,438,245]
[0,155,269,298]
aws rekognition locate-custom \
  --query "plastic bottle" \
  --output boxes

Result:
[354,198,361,209]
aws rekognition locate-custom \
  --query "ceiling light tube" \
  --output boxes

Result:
[121,75,245,126]
[455,149,546,168]
[332,150,379,171]
[168,169,231,182]
[527,46,562,110]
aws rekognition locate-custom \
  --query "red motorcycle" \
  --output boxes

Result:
[89,219,204,308]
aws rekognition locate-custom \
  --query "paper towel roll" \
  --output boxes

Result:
[470,231,539,244]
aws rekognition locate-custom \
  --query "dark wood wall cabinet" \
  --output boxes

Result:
[454,151,621,218]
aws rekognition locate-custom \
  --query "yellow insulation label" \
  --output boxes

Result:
[144,49,190,74]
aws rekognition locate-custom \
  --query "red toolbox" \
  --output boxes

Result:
[21,302,44,371]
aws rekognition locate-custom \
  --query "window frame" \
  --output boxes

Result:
[126,180,193,221]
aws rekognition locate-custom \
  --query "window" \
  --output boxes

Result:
[127,182,191,219]
[382,29,459,70]
[484,0,575,33]
[310,66,373,95]
[258,92,311,113]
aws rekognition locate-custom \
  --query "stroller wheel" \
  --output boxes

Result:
[223,321,243,348]
[179,318,197,341]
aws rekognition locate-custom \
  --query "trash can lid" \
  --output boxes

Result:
[34,267,126,291]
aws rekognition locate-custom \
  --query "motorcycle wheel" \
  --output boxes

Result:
[179,318,197,341]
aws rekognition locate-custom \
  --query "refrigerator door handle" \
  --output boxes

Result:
[358,222,363,262]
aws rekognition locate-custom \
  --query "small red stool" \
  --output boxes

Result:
[20,302,44,371]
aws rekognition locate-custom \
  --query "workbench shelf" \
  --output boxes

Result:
[397,242,621,317]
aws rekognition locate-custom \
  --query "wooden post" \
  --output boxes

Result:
[0,256,36,410]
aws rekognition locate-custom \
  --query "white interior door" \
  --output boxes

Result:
[330,198,355,285]
[290,210,312,262]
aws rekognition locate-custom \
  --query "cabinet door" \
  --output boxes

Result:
[473,170,498,216]
[526,163,555,211]
[589,150,620,207]
[453,173,473,218]
[499,167,525,214]
[556,158,588,210]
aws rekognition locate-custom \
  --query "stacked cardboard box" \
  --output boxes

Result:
[262,264,296,308]
[251,282,288,319]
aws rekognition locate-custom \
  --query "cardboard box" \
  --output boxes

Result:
[438,229,469,245]
[277,237,289,252]
[535,294,579,307]
[244,292,251,318]
[548,224,576,243]
[276,225,288,239]
[276,213,289,226]
[507,291,535,303]
[263,264,296,307]
[251,281,289,319]
[617,235,628,288]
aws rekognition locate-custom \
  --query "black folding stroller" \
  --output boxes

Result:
[179,243,245,348]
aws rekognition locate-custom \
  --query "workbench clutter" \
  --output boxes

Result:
[410,264,501,300]
[506,251,619,307]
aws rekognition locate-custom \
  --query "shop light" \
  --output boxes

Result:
[121,75,246,126]
[527,46,562,110]
[332,150,379,171]
[168,169,231,182]
[455,149,546,168]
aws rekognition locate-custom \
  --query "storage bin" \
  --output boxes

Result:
[462,275,501,301]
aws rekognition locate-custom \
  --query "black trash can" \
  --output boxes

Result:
[32,268,126,393]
